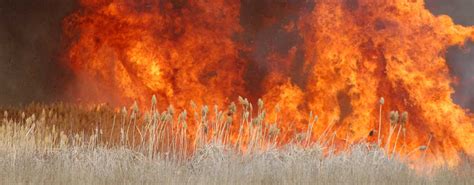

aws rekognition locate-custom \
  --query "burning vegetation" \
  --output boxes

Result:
[61,0,473,168]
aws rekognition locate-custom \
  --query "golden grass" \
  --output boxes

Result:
[0,100,472,184]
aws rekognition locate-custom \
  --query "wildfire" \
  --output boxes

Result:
[63,0,473,167]
[63,0,245,108]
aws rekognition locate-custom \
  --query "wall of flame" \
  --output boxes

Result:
[63,0,474,167]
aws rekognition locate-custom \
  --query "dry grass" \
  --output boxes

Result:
[0,101,472,185]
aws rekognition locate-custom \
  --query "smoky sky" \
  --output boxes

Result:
[0,0,76,106]
[426,0,474,111]
[1,0,474,109]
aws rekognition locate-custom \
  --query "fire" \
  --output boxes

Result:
[63,0,245,108]
[298,0,474,167]
[63,0,473,167]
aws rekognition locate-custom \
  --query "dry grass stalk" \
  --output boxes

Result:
[0,97,470,185]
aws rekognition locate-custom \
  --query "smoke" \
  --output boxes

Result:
[426,0,474,111]
[0,0,76,105]
[239,0,313,99]
[426,0,474,25]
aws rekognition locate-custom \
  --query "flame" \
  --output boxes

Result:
[63,0,245,108]
[298,0,474,167]
[63,0,474,167]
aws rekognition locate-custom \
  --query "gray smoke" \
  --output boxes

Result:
[426,0,474,111]
[0,0,76,105]
[426,0,474,25]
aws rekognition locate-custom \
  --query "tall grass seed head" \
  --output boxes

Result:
[167,105,175,116]
[132,101,139,113]
[314,115,319,123]
[243,111,249,119]
[144,113,151,122]
[252,119,259,127]
[389,111,399,126]
[269,124,280,137]
[190,100,197,110]
[225,116,233,126]
[258,98,264,110]
[201,105,209,116]
[238,96,245,105]
[275,104,281,113]
[419,145,427,151]
[296,133,306,142]
[228,102,237,115]
[151,95,157,106]
[179,111,187,123]
[400,111,408,126]
[379,97,385,105]
[160,111,168,122]
[121,107,127,116]
[214,104,219,115]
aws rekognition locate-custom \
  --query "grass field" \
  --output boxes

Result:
[0,102,472,184]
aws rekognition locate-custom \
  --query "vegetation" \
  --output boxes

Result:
[0,100,471,184]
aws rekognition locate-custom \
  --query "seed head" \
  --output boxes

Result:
[225,116,233,126]
[239,97,250,108]
[228,102,237,115]
[167,105,175,116]
[313,114,319,123]
[153,111,159,121]
[252,119,260,127]
[268,124,280,138]
[202,105,209,117]
[389,111,399,126]
[296,133,306,142]
[179,110,187,123]
[400,111,408,126]
[151,95,157,106]
[238,96,245,105]
[165,113,173,122]
[144,113,151,122]
[275,104,281,113]
[132,101,139,113]
[260,110,266,119]
[258,98,264,111]
[379,97,385,105]
[190,100,197,110]
[243,111,249,120]
[214,104,219,115]
[160,111,168,122]
[202,123,208,134]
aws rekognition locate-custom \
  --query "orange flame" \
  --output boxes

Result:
[63,0,474,167]
[63,0,245,108]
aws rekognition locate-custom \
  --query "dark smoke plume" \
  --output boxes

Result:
[0,0,76,105]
